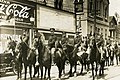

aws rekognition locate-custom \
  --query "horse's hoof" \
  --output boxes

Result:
[33,75,35,78]
[80,72,82,75]
[37,76,39,78]
[74,73,77,77]
[48,78,51,80]
[99,74,102,76]
[44,77,46,79]
[62,74,65,77]
[69,75,72,77]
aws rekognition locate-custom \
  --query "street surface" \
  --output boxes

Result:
[0,64,120,80]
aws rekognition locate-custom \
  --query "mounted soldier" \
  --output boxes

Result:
[74,32,82,48]
[60,32,68,50]
[48,28,57,65]
[48,28,57,53]
[22,29,29,45]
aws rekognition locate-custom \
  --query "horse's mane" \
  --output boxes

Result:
[39,32,45,44]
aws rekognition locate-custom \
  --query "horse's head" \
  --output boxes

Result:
[7,40,17,51]
[15,42,22,52]
[33,32,45,49]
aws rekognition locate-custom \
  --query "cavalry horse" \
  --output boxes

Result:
[5,37,24,80]
[53,39,66,79]
[18,35,36,80]
[89,37,105,80]
[65,43,78,77]
[64,39,89,77]
[33,32,52,80]
[77,45,89,74]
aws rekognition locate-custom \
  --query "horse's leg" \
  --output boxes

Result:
[99,63,102,76]
[91,63,95,80]
[40,66,43,79]
[69,63,73,77]
[44,67,47,79]
[24,64,27,80]
[95,62,98,76]
[58,64,62,79]
[80,63,83,74]
[119,55,120,62]
[102,60,105,75]
[36,65,40,78]
[86,60,89,72]
[116,55,118,65]
[33,64,36,77]
[20,62,23,78]
[58,66,61,78]
[18,62,22,79]
[33,64,35,77]
[111,56,114,65]
[84,62,87,70]
[17,63,19,80]
[108,57,110,66]
[48,67,51,80]
[74,61,77,73]
[105,57,107,66]
[62,59,66,75]
[29,65,32,80]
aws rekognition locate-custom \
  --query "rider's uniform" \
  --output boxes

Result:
[74,35,82,49]
[61,34,68,49]
[48,34,57,52]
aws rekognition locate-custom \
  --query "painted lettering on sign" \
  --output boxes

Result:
[0,3,31,18]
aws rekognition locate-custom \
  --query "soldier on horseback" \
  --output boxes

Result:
[48,28,57,65]
[74,32,82,48]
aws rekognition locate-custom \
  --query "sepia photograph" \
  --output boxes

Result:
[0,0,120,80]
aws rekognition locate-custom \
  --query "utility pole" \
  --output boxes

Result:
[94,0,97,36]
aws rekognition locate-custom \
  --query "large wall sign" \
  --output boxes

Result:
[0,0,35,24]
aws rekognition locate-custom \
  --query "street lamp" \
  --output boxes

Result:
[73,0,84,33]
[30,16,35,47]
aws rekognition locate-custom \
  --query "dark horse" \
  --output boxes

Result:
[33,36,52,80]
[5,38,24,80]
[18,35,36,80]
[53,40,66,79]
[77,47,89,74]
[65,44,78,77]
[20,41,36,80]
[89,38,105,80]
[65,43,89,76]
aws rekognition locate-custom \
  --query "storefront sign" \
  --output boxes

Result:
[0,0,35,24]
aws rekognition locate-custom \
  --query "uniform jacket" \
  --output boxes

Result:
[48,34,57,48]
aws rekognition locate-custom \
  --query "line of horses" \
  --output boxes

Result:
[6,35,120,80]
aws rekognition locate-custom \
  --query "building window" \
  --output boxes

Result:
[100,1,103,16]
[96,0,100,16]
[54,0,63,9]
[105,6,108,18]
[88,0,94,15]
